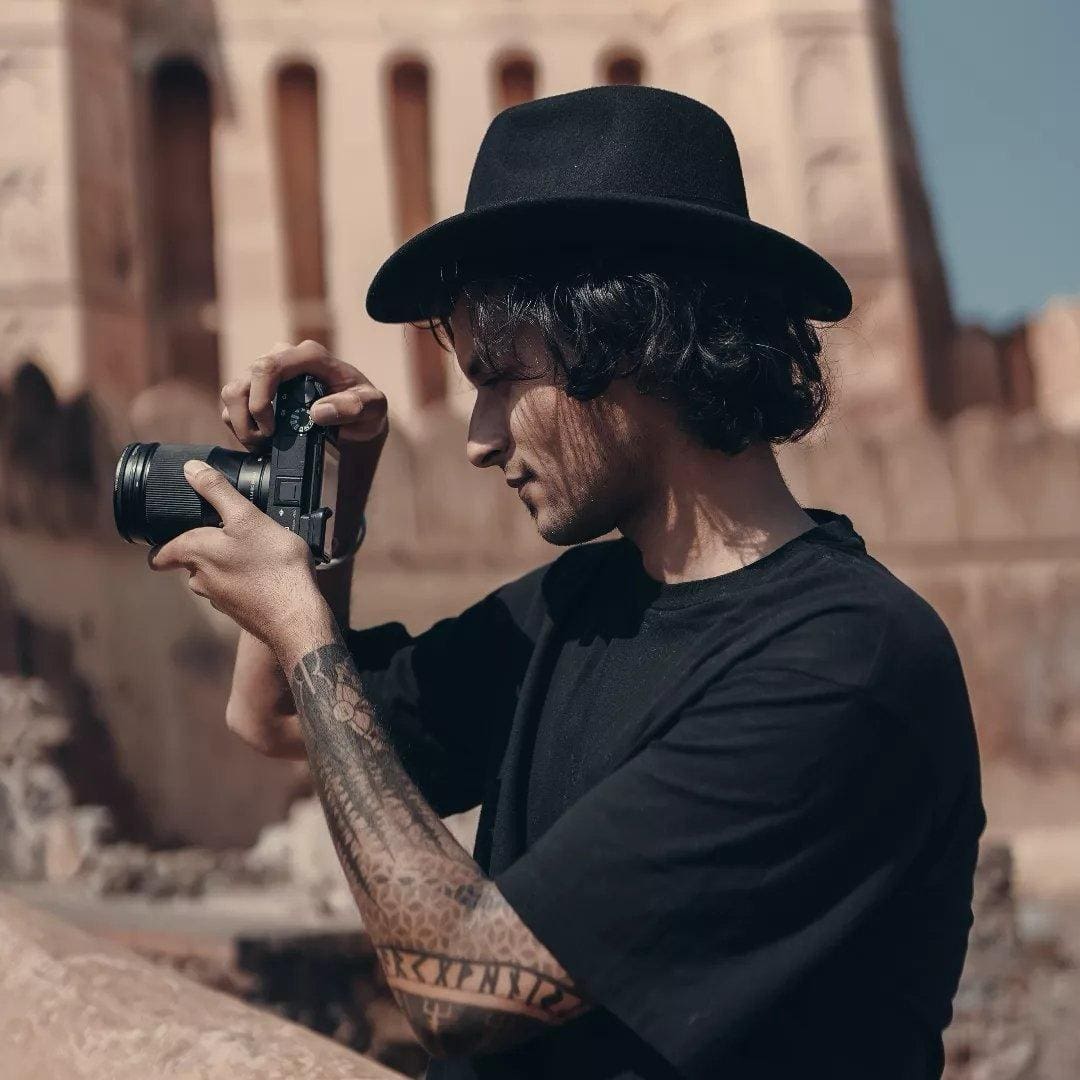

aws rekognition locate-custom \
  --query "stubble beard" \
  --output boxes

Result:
[531,465,635,547]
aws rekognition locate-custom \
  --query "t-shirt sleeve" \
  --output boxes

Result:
[494,666,935,1078]
[344,565,544,816]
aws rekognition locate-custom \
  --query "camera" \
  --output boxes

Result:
[113,374,342,563]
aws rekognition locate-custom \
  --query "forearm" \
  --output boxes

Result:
[226,562,353,759]
[225,430,383,753]
[283,632,587,1057]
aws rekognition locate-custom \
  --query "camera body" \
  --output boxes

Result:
[114,374,341,562]
[261,373,340,559]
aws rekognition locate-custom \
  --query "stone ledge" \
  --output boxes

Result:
[0,891,403,1080]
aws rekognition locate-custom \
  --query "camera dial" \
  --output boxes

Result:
[289,406,314,434]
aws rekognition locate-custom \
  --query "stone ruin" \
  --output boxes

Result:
[6,668,1080,1078]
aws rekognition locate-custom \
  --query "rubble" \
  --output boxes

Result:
[945,844,1040,1079]
[0,676,86,880]
[0,674,285,898]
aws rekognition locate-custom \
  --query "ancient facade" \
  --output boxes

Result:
[3,0,970,429]
[0,0,1078,841]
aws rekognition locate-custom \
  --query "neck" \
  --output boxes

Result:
[619,439,815,585]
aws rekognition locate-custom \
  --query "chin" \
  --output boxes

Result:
[534,501,616,547]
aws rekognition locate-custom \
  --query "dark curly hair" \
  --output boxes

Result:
[424,254,835,456]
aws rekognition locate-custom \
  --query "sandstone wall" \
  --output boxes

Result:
[2,0,962,430]
[2,363,1080,847]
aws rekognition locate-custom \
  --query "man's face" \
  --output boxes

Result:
[449,302,651,546]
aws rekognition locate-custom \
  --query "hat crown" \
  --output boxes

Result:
[466,85,750,218]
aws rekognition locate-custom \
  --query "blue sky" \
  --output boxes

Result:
[894,0,1080,328]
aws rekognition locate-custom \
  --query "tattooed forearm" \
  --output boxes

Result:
[289,640,588,1056]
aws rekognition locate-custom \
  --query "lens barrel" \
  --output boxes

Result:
[114,442,270,546]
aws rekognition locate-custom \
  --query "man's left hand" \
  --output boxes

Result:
[147,460,335,666]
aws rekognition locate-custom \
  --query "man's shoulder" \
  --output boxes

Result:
[791,543,977,781]
[805,543,963,683]
[740,540,969,739]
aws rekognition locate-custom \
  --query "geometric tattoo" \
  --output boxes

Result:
[289,641,589,1058]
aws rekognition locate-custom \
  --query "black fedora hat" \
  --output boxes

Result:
[366,85,852,323]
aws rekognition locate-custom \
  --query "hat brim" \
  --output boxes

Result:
[365,194,852,324]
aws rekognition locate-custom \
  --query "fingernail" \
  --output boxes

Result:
[311,402,338,422]
[184,460,211,478]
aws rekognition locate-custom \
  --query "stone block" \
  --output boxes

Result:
[948,407,1029,542]
[1030,297,1080,430]
[875,415,961,545]
[796,424,890,543]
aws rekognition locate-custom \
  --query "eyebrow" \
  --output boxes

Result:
[463,352,486,382]
[464,351,515,383]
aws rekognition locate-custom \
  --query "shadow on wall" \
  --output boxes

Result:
[0,364,114,538]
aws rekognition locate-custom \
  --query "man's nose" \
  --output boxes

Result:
[466,400,510,469]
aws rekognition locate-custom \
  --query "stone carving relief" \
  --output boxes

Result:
[827,275,912,422]
[0,166,51,278]
[739,144,780,229]
[710,37,779,226]
[0,51,57,281]
[709,38,760,145]
[805,146,882,252]
[793,44,857,142]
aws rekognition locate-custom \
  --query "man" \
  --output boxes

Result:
[149,86,984,1079]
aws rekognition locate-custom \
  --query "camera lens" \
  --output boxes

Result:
[113,443,271,546]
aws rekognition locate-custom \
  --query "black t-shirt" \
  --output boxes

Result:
[345,508,985,1080]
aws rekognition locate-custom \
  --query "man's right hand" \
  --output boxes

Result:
[220,340,389,761]
[220,339,389,450]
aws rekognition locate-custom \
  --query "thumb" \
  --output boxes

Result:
[183,460,252,527]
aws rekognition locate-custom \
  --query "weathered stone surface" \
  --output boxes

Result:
[247,794,351,912]
[42,804,113,882]
[0,676,77,880]
[1030,298,1080,431]
[0,891,402,1079]
[945,844,1039,1080]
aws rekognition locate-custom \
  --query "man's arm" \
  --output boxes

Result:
[150,433,578,1056]
[225,429,384,759]
[284,631,590,1059]
[225,554,352,760]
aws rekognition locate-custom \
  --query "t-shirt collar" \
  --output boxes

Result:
[623,506,866,611]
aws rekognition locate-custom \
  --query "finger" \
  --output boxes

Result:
[187,571,210,599]
[310,386,389,435]
[247,342,296,438]
[183,460,254,530]
[220,375,261,448]
[148,526,229,572]
[221,408,244,449]
[220,408,263,453]
[250,341,370,435]
[148,537,193,573]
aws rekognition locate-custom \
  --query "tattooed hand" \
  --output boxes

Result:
[289,641,590,1058]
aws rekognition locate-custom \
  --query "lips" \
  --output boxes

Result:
[505,473,533,490]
